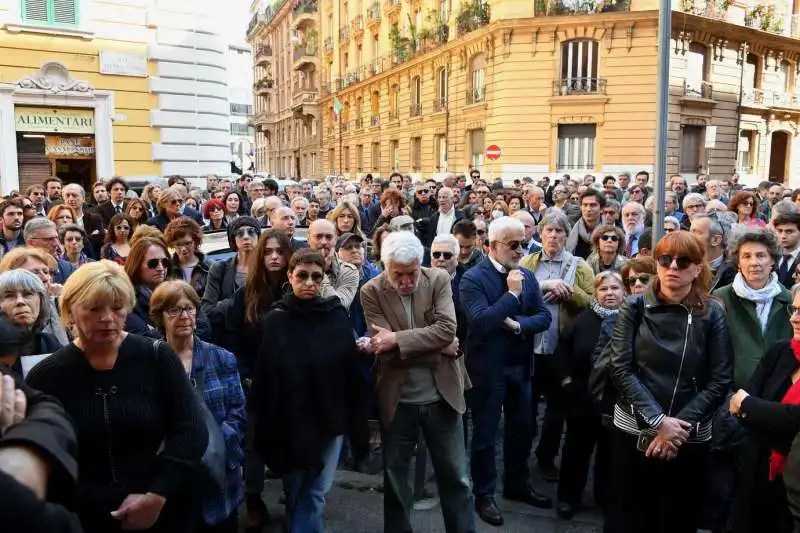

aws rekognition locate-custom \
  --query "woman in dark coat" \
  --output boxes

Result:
[250,248,368,533]
[729,285,800,533]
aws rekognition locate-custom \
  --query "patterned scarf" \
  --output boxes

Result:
[590,299,619,320]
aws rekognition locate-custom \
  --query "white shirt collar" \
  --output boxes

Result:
[488,255,507,274]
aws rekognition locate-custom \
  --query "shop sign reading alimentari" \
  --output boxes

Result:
[14,107,95,135]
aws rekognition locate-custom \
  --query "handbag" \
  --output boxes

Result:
[153,340,227,491]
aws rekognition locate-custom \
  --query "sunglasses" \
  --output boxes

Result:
[499,240,522,251]
[146,258,169,269]
[294,270,324,283]
[417,190,429,195]
[432,251,454,260]
[235,227,259,239]
[657,254,694,270]
[169,199,184,206]
[600,235,619,242]
[477,229,487,236]
[627,273,652,286]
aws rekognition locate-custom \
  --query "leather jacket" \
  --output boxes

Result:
[609,288,733,429]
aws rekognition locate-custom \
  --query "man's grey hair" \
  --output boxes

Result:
[0,269,49,325]
[23,217,57,242]
[291,196,309,209]
[773,199,797,218]
[665,191,677,202]
[488,216,525,242]
[432,234,460,256]
[664,215,680,228]
[62,183,85,197]
[692,213,727,247]
[727,227,780,268]
[524,185,544,197]
[682,193,706,210]
[624,201,646,216]
[381,231,425,265]
[536,211,570,235]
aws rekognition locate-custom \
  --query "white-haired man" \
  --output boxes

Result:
[360,231,475,533]
[460,217,553,526]
[62,183,105,258]
[621,202,646,258]
[308,219,359,308]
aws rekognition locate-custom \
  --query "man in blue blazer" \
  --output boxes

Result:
[459,216,552,526]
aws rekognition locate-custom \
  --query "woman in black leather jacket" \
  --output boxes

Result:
[608,230,733,533]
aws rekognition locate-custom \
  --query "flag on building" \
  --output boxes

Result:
[333,96,343,116]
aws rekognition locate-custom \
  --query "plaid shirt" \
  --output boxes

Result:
[190,338,247,526]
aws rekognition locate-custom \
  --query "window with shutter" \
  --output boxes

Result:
[22,0,79,27]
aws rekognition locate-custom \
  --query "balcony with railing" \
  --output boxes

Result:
[292,87,320,119]
[388,108,400,122]
[342,67,365,88]
[466,86,486,105]
[247,12,261,36]
[370,114,380,127]
[744,4,787,35]
[456,0,491,36]
[534,0,630,15]
[367,2,381,29]
[341,121,350,133]
[254,77,275,95]
[293,42,319,70]
[683,80,714,100]
[433,97,447,113]
[339,25,350,42]
[409,102,422,117]
[352,14,364,39]
[741,87,766,107]
[354,117,364,130]
[292,0,318,28]
[383,0,401,18]
[677,0,726,19]
[552,77,607,96]
[324,36,334,53]
[255,44,273,66]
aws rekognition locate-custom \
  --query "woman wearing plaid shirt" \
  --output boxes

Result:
[151,280,247,533]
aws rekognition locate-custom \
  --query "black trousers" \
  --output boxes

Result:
[196,511,238,533]
[610,429,707,533]
[531,354,565,466]
[556,409,612,507]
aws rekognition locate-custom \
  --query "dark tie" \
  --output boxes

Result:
[115,205,122,214]
[625,235,635,257]
[779,254,793,283]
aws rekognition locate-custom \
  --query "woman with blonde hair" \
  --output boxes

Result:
[27,260,206,533]
[124,197,149,229]
[146,188,186,232]
[141,183,162,218]
[327,200,364,238]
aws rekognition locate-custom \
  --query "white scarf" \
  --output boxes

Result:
[731,272,782,333]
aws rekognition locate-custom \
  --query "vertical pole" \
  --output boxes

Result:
[339,111,343,175]
[652,0,671,245]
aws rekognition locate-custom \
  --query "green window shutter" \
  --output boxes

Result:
[22,0,50,23]
[53,0,77,24]
[21,0,78,26]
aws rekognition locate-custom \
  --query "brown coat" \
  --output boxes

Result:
[360,267,468,426]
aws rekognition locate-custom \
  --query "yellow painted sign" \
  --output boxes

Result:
[15,107,94,134]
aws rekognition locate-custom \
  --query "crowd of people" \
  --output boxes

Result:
[3,169,800,533]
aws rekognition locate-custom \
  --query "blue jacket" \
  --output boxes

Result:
[53,259,76,285]
[459,258,551,386]
[190,338,246,526]
[350,262,380,337]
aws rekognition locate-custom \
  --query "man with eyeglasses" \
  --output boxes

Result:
[431,234,470,374]
[410,185,436,224]
[520,211,594,489]
[690,213,735,291]
[23,218,76,284]
[62,183,104,259]
[0,200,26,253]
[680,193,706,230]
[308,219,359,309]
[25,185,48,218]
[460,217,552,526]
[512,210,541,254]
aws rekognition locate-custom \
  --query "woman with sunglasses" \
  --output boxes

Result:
[726,283,800,533]
[100,214,133,266]
[201,217,261,319]
[250,248,367,533]
[729,191,767,228]
[123,236,172,339]
[555,271,626,519]
[124,198,149,231]
[586,225,626,274]
[608,231,732,533]
[203,198,227,232]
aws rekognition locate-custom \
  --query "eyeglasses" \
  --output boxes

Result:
[499,240,522,251]
[145,258,170,269]
[22,204,33,209]
[599,235,619,242]
[169,199,184,206]
[64,236,83,243]
[657,255,694,270]
[686,203,704,210]
[235,227,259,239]
[165,306,196,317]
[627,273,652,287]
[417,190,429,195]
[432,251,454,260]
[743,201,755,206]
[294,270,324,283]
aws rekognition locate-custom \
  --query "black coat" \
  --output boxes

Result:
[79,212,105,259]
[609,288,733,428]
[734,340,800,533]
[250,294,368,474]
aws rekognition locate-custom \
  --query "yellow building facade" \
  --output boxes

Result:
[0,0,235,194]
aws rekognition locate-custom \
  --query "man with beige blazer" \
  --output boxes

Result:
[361,230,476,533]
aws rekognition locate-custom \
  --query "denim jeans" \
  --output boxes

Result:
[282,435,343,533]
[383,400,476,533]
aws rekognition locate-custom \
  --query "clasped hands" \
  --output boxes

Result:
[365,325,459,357]
[645,416,693,460]
[540,279,572,304]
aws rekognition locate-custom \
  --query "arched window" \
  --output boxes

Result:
[469,54,485,103]
[559,39,599,93]
[411,75,421,116]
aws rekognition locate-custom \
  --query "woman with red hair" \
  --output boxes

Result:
[608,230,733,533]
[729,191,766,228]
[203,198,227,232]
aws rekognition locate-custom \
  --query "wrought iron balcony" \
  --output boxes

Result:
[388,109,399,121]
[367,2,381,24]
[466,86,485,104]
[433,98,447,112]
[370,114,380,127]
[683,80,713,100]
[409,103,422,117]
[324,36,334,52]
[339,25,350,41]
[741,88,766,107]
[534,0,630,15]
[552,77,607,96]
[354,117,364,129]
